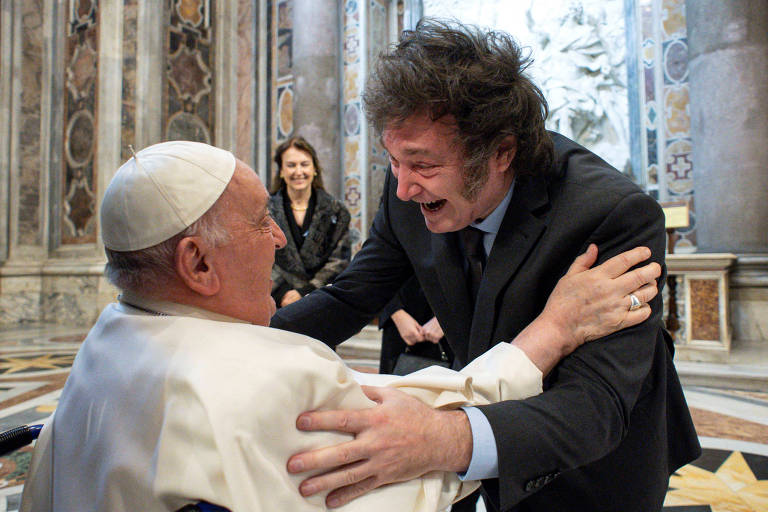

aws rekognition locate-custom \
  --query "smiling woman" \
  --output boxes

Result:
[268,136,352,308]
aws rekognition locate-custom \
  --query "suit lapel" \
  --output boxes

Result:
[467,175,550,362]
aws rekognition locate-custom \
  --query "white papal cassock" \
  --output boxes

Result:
[21,296,542,511]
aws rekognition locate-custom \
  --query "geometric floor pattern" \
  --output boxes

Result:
[0,325,83,511]
[0,324,766,511]
[665,449,768,511]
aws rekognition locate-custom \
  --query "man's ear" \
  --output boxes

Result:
[491,136,517,174]
[174,236,220,296]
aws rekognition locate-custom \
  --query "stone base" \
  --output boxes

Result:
[666,253,737,360]
[0,259,117,327]
[336,325,381,360]
[731,254,768,345]
[674,343,729,363]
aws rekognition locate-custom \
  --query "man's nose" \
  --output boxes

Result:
[395,169,420,201]
[272,220,287,249]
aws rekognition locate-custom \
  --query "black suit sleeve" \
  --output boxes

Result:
[270,172,414,347]
[476,190,668,509]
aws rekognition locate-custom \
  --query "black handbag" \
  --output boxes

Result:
[392,339,451,376]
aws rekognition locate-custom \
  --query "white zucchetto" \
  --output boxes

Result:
[101,141,235,252]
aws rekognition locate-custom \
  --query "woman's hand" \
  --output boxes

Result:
[421,317,444,344]
[281,289,302,307]
[391,309,425,345]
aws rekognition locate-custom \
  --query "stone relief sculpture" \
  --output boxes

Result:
[423,0,630,175]
[527,1,630,174]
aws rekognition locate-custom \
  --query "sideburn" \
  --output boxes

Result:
[461,162,490,201]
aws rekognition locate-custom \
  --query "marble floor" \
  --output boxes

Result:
[0,324,766,511]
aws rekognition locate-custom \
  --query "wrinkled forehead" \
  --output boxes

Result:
[228,160,269,210]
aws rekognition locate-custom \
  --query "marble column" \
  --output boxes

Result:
[292,0,342,197]
[687,0,768,349]
[687,0,768,253]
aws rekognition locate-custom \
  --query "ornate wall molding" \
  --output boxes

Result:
[341,0,367,250]
[163,0,215,144]
[266,0,295,162]
[60,0,99,247]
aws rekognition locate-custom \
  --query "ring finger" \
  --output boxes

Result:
[628,282,657,309]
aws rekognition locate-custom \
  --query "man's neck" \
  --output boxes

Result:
[474,172,515,221]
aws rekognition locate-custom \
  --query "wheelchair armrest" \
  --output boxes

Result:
[0,424,43,456]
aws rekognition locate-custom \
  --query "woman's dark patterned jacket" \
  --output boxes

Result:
[269,188,352,300]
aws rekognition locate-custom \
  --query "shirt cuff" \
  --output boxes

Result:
[458,406,499,481]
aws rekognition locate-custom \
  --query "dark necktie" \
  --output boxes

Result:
[460,226,486,305]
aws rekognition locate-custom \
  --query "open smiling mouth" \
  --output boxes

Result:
[421,199,446,212]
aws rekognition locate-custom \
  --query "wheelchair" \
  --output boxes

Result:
[0,424,230,512]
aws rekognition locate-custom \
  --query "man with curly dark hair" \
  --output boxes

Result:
[273,19,700,512]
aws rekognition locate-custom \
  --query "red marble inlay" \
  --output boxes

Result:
[690,279,720,342]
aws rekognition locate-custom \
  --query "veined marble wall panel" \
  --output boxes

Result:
[0,275,42,324]
[235,0,255,165]
[730,256,768,345]
[690,278,721,342]
[254,0,268,183]
[0,2,12,263]
[61,0,99,246]
[121,0,138,162]
[163,0,215,144]
[41,274,100,326]
[17,0,45,248]
[342,0,365,251]
[731,287,768,345]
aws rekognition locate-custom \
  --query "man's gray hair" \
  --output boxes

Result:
[104,204,230,292]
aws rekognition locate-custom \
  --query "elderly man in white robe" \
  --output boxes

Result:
[20,141,660,512]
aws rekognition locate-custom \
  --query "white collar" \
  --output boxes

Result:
[471,178,515,235]
[118,290,250,324]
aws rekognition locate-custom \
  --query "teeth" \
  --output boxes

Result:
[422,200,445,211]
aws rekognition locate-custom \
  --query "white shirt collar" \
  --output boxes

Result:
[469,179,515,256]
[471,179,515,235]
[119,290,250,324]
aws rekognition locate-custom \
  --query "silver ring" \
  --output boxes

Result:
[629,293,642,311]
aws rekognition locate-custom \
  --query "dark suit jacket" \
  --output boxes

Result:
[271,133,700,511]
[269,188,351,300]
